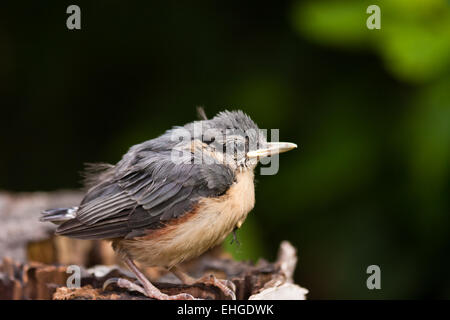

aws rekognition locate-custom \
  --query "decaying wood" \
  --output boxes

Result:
[0,241,306,300]
[0,190,117,266]
[0,190,308,300]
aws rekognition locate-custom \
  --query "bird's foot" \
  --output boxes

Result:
[195,274,237,300]
[103,277,196,300]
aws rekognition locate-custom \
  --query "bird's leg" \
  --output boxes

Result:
[171,266,236,300]
[230,227,240,247]
[104,256,196,300]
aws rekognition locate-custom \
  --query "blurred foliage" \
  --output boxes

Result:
[0,0,449,298]
[292,0,450,83]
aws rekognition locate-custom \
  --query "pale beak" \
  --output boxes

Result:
[247,142,298,159]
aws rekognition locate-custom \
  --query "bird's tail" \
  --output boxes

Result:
[40,207,78,225]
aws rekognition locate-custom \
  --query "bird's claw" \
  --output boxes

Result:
[103,277,146,295]
[103,277,199,300]
[201,274,237,300]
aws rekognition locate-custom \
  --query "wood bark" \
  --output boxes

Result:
[0,190,307,300]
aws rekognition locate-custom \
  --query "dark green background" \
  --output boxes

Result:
[1,1,449,299]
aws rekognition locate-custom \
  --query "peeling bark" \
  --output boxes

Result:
[0,190,307,300]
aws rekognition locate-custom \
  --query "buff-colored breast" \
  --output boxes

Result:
[116,170,255,268]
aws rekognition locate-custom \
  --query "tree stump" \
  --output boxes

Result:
[0,190,308,300]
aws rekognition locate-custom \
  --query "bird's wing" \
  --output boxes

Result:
[55,158,235,240]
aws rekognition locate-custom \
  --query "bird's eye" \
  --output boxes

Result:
[235,141,245,152]
[203,135,215,144]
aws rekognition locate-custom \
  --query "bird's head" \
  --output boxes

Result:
[176,110,297,172]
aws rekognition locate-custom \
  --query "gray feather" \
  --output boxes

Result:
[53,110,259,240]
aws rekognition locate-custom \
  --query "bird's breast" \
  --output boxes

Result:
[197,169,255,234]
[120,170,255,268]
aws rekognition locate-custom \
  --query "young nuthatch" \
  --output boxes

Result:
[41,110,297,299]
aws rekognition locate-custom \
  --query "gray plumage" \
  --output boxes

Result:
[41,110,265,240]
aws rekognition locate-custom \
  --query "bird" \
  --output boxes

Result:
[40,109,297,300]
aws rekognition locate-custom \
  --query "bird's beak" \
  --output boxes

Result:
[247,142,298,159]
